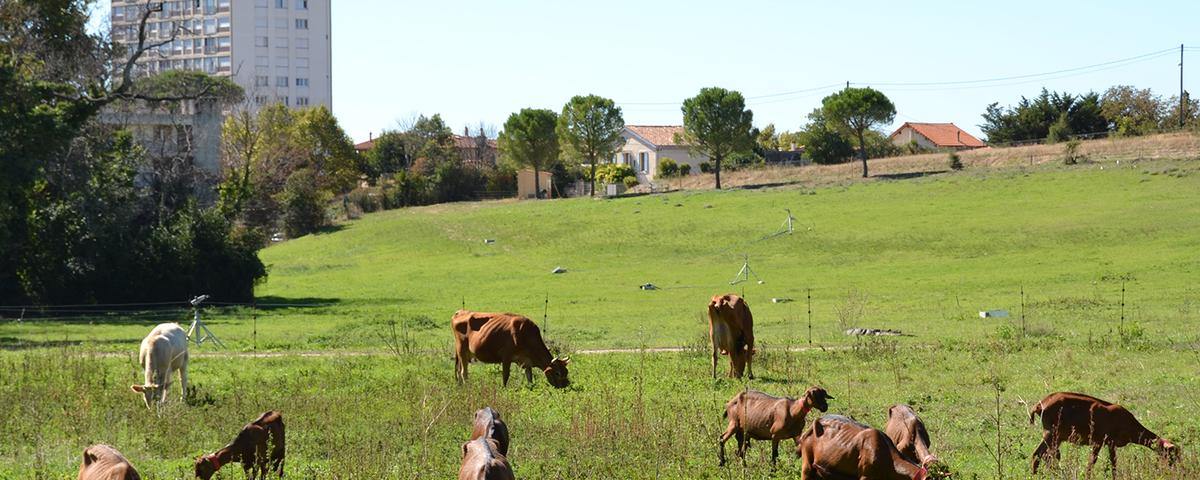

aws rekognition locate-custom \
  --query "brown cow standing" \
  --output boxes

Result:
[195,411,286,479]
[708,294,755,379]
[718,387,833,467]
[453,310,570,388]
[884,404,939,467]
[1029,392,1179,478]
[796,415,928,480]
[460,406,515,480]
[78,445,141,480]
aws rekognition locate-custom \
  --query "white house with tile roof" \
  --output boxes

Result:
[616,125,709,183]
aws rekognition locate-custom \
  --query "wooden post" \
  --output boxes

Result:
[807,288,813,344]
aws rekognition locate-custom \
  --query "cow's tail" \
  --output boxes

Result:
[1029,401,1043,425]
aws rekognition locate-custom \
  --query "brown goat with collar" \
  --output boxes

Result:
[884,404,939,467]
[718,387,833,466]
[796,415,929,480]
[195,411,285,479]
[1030,392,1179,478]
[78,444,140,480]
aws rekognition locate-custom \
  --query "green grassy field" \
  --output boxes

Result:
[2,155,1199,478]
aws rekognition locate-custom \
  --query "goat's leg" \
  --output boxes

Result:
[1031,433,1051,474]
[523,364,533,385]
[770,439,779,467]
[1107,444,1117,479]
[711,342,719,379]
[501,362,510,386]
[179,365,188,402]
[735,431,748,465]
[1085,445,1101,480]
[717,425,735,466]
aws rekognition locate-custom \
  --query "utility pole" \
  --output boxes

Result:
[1182,44,1186,129]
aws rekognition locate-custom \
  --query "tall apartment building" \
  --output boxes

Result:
[110,0,332,110]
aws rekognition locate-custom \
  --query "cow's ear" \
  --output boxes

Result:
[131,384,144,393]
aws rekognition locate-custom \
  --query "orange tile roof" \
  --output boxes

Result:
[890,122,985,148]
[625,125,687,147]
[354,135,496,153]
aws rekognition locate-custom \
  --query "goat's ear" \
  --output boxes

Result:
[82,448,95,466]
[461,442,470,459]
[130,384,144,393]
[813,419,825,436]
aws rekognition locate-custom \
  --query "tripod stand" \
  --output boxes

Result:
[729,254,764,285]
[186,295,225,348]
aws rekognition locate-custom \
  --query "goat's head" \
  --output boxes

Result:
[1156,438,1180,466]
[129,383,162,409]
[544,357,570,388]
[804,386,834,412]
[193,454,220,479]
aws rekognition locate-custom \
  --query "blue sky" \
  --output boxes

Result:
[93,1,1199,143]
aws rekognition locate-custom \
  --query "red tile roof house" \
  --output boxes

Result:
[889,122,986,151]
[353,131,498,169]
[616,126,710,185]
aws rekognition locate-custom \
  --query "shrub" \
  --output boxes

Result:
[699,161,713,173]
[1047,113,1071,144]
[679,164,692,176]
[657,158,679,177]
[595,163,635,185]
[280,168,330,238]
[622,175,640,189]
[1063,139,1084,165]
[948,151,963,170]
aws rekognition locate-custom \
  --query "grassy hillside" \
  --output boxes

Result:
[3,156,1198,351]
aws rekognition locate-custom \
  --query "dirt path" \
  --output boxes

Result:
[85,344,850,358]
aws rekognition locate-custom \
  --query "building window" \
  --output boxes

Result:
[639,152,649,173]
[255,36,269,47]
[295,18,308,29]
[255,56,269,67]
[276,76,288,87]
[275,0,286,8]
[275,56,289,67]
[275,17,288,29]
[622,153,633,166]
[255,95,268,105]
[295,77,308,87]
[255,76,269,87]
[296,38,309,49]
[296,0,308,9]
[276,37,289,48]
[295,57,308,68]
[296,97,309,106]
[279,96,289,106]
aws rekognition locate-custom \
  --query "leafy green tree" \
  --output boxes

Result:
[279,168,329,238]
[797,108,855,165]
[678,87,755,189]
[556,95,625,196]
[821,87,896,177]
[756,123,780,151]
[1164,91,1200,129]
[363,130,408,179]
[1101,85,1164,136]
[295,106,359,193]
[499,108,560,199]
[403,114,460,176]
[981,89,1107,144]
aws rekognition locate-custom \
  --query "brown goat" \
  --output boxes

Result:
[1030,392,1179,478]
[195,411,285,479]
[459,437,515,480]
[470,407,510,457]
[78,444,141,480]
[796,415,928,480]
[885,404,939,466]
[708,294,755,379]
[453,310,570,388]
[718,387,833,466]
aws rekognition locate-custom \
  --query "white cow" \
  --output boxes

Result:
[130,323,189,409]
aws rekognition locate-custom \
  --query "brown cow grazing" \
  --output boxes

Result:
[452,310,570,388]
[195,411,285,479]
[459,437,515,480]
[796,415,928,480]
[885,404,939,467]
[78,445,141,480]
[470,407,510,457]
[708,294,755,379]
[718,387,833,467]
[1029,392,1179,478]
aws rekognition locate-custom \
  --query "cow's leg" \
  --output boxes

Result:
[711,344,719,379]
[1031,431,1052,474]
[501,362,511,386]
[1085,444,1101,480]
[746,349,754,380]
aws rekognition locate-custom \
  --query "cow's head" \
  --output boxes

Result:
[130,383,163,409]
[543,357,570,388]
[1156,438,1180,466]
[803,386,833,412]
[193,454,220,480]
